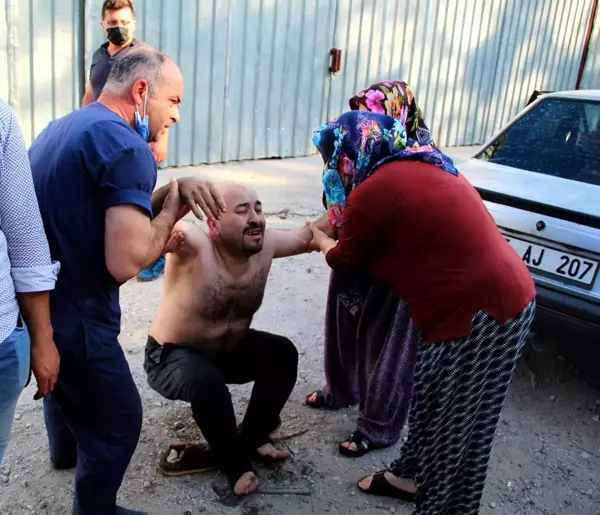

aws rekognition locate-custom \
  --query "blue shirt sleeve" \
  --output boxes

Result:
[99,144,157,218]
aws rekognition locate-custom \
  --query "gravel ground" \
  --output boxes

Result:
[1,152,599,514]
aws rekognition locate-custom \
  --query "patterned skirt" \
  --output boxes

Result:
[390,300,536,515]
[322,271,420,446]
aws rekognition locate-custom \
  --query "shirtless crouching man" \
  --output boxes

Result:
[145,183,329,495]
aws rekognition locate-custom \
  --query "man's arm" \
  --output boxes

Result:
[105,178,183,282]
[17,292,56,398]
[152,177,227,221]
[81,83,94,106]
[0,102,60,398]
[271,213,330,259]
[149,129,169,165]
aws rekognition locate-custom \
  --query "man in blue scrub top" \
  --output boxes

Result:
[29,47,225,515]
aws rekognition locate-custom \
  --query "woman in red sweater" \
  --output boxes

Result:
[309,110,536,515]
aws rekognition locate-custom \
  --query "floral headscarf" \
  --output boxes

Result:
[313,110,457,229]
[349,80,434,147]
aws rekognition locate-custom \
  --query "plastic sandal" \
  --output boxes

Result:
[357,471,417,502]
[157,443,216,476]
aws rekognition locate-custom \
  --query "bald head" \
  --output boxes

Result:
[210,183,266,257]
[215,183,259,206]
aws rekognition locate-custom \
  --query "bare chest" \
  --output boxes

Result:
[200,264,270,322]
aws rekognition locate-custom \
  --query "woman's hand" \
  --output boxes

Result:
[308,224,336,254]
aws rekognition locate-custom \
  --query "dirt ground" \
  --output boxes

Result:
[1,152,599,515]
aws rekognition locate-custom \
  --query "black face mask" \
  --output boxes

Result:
[106,26,132,46]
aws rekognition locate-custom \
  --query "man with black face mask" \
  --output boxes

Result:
[82,1,144,106]
[83,1,170,283]
[145,183,331,496]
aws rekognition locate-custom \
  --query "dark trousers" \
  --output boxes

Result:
[44,330,142,515]
[144,330,298,485]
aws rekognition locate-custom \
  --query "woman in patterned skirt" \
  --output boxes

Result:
[305,81,429,456]
[308,110,536,515]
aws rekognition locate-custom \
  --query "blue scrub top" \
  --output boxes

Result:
[30,102,157,344]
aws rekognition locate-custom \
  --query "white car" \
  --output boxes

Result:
[458,90,600,336]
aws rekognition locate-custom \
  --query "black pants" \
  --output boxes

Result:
[144,330,298,485]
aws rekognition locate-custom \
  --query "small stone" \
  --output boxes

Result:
[592,415,599,422]
[39,501,47,509]
[506,481,512,489]
[25,423,31,429]
[174,421,184,429]
[0,475,9,484]
[489,502,497,509]
[582,451,590,459]
[143,481,152,489]
[550,396,555,401]
[154,401,163,408]
[14,413,22,421]
[22,480,29,488]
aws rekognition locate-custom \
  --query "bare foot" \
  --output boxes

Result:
[340,441,359,452]
[358,471,417,494]
[233,471,259,496]
[256,443,291,461]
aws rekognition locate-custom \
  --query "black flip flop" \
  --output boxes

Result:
[158,443,216,476]
[339,431,379,457]
[358,471,417,502]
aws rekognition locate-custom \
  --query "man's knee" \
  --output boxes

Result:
[274,336,299,370]
[187,368,232,409]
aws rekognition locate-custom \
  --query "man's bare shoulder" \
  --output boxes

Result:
[172,220,212,258]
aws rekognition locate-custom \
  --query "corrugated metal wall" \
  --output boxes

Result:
[582,6,600,88]
[87,0,336,166]
[2,0,598,157]
[329,0,597,147]
[0,0,83,146]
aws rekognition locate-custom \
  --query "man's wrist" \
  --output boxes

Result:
[30,329,54,348]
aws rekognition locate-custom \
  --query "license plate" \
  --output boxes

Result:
[504,236,600,289]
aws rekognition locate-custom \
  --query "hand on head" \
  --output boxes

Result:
[178,178,227,221]
[161,177,227,224]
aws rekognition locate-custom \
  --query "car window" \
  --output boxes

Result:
[477,99,600,187]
